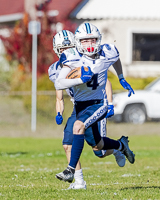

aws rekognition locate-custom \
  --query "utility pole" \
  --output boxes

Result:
[28,21,41,132]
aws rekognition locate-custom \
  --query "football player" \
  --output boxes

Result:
[55,23,135,183]
[48,30,125,189]
[49,30,126,189]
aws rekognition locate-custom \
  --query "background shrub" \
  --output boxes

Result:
[107,71,156,92]
[1,68,157,125]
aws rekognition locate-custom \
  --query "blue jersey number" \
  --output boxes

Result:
[87,74,99,90]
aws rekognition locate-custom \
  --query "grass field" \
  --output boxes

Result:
[0,97,160,199]
[0,135,160,200]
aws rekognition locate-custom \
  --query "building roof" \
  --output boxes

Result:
[71,0,160,20]
[0,0,83,23]
[0,0,24,22]
[49,0,83,21]
[0,0,24,16]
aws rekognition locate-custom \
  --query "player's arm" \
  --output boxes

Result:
[55,65,83,90]
[56,90,64,114]
[112,58,123,77]
[105,79,114,118]
[55,90,64,125]
[55,65,92,90]
[112,58,134,97]
[105,79,113,103]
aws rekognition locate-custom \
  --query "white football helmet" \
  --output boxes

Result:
[53,30,76,57]
[75,23,102,56]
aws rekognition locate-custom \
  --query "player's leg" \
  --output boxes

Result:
[57,108,86,189]
[56,100,134,183]
[66,101,109,172]
[82,103,133,166]
[56,100,108,182]
[92,129,135,165]
[63,145,86,189]
[84,118,113,156]
[91,117,114,157]
[56,119,85,183]
[97,118,126,167]
[93,148,126,167]
[85,118,126,167]
[92,130,135,165]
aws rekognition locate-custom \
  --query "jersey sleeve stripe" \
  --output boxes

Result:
[49,73,56,78]
[63,59,80,64]
[108,55,119,60]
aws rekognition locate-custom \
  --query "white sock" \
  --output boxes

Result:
[74,169,84,184]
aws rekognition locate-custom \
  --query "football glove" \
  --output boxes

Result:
[55,112,63,125]
[119,78,135,97]
[80,66,93,83]
[106,105,114,118]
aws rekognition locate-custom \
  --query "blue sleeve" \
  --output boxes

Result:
[60,53,67,65]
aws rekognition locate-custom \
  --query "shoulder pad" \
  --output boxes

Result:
[101,44,120,61]
[48,61,60,78]
[59,48,81,67]
[104,44,111,50]
[102,44,119,55]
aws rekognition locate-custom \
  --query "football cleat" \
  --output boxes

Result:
[56,167,75,183]
[119,136,135,164]
[67,181,87,190]
[113,150,126,167]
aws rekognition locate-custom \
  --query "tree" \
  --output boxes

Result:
[0,0,76,76]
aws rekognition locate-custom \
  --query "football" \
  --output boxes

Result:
[66,67,89,79]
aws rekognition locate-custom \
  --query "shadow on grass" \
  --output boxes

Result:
[121,186,160,190]
[0,152,28,156]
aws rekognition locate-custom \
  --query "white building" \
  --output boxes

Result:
[70,0,160,78]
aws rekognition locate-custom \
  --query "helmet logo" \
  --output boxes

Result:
[62,39,71,46]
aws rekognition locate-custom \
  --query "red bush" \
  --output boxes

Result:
[0,0,77,76]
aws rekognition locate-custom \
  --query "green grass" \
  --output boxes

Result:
[0,136,160,199]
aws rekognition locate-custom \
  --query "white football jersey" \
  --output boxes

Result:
[59,44,119,101]
[48,61,61,84]
[48,61,74,101]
